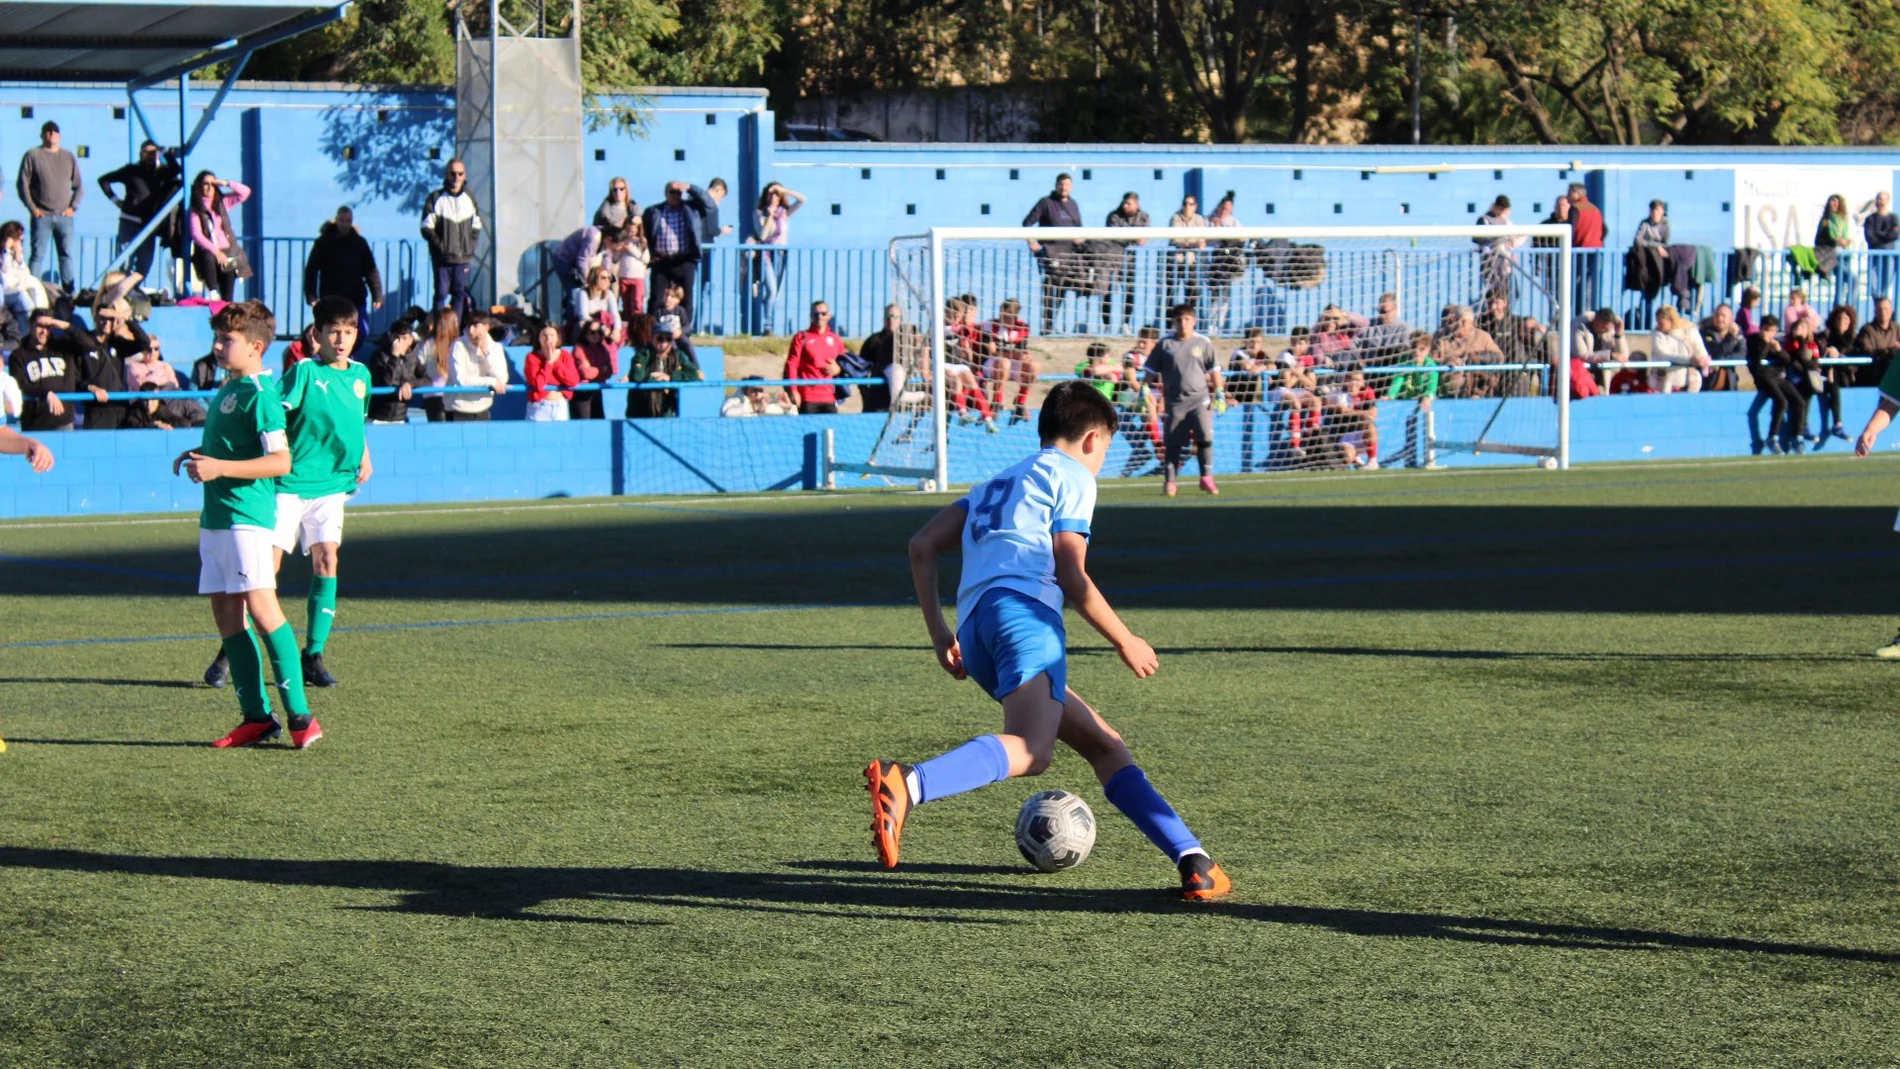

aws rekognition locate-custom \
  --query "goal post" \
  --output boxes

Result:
[857,223,1573,492]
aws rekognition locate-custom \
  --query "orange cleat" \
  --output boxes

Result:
[213,718,281,749]
[1178,853,1233,901]
[1163,480,1178,498]
[288,717,323,751]
[866,759,913,869]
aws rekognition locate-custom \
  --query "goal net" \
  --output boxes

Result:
[835,225,1572,492]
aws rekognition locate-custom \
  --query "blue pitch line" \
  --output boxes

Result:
[1162,462,1900,507]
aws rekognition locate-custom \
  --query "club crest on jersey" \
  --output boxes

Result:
[352,380,367,399]
[220,394,238,414]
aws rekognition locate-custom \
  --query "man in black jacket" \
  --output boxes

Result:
[6,311,89,431]
[305,207,384,335]
[367,319,430,423]
[421,160,484,319]
[97,140,180,280]
[1023,174,1083,335]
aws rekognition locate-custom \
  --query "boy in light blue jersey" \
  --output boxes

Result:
[867,381,1232,899]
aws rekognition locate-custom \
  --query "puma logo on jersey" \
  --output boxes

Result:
[314,380,330,392]
[319,609,335,616]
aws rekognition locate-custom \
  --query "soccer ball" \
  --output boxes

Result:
[1539,456,1558,470]
[1014,790,1096,872]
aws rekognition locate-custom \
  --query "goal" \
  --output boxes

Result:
[830,225,1573,492]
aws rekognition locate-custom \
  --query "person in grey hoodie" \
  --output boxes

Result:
[16,122,82,290]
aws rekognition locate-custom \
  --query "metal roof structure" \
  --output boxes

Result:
[0,0,350,86]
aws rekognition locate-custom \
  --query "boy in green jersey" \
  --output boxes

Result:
[174,301,320,749]
[1854,356,1900,658]
[271,295,373,687]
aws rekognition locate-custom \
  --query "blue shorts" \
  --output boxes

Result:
[957,588,1067,703]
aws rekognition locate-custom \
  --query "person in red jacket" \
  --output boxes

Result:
[784,299,846,414]
[567,316,618,420]
[523,320,580,421]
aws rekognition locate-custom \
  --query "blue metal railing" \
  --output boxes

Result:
[53,234,1900,346]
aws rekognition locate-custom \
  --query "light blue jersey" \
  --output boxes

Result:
[956,448,1098,616]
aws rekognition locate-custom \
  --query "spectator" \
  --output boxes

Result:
[1475,195,1527,297]
[1816,193,1854,253]
[654,281,694,337]
[1782,287,1821,335]
[1165,193,1206,314]
[1204,193,1246,331]
[626,315,701,418]
[1103,192,1150,334]
[1227,327,1273,472]
[1785,315,1842,444]
[1648,305,1709,393]
[7,310,87,430]
[1,220,50,321]
[1572,308,1631,388]
[1022,173,1084,335]
[784,300,846,415]
[1823,304,1860,384]
[82,298,144,429]
[444,309,508,421]
[282,323,320,372]
[594,177,638,231]
[1633,199,1670,248]
[1321,367,1379,468]
[303,206,384,337]
[421,159,483,319]
[616,218,651,329]
[568,316,617,420]
[721,375,793,417]
[1853,296,1899,385]
[943,299,995,428]
[555,223,623,316]
[1386,331,1441,467]
[125,334,179,390]
[523,320,579,422]
[187,170,250,301]
[1275,330,1326,454]
[982,298,1039,424]
[1857,191,1897,300]
[1566,182,1605,312]
[1360,291,1411,363]
[1433,304,1504,399]
[1607,364,1652,394]
[695,178,732,327]
[16,122,82,291]
[123,381,204,431]
[367,318,430,424]
[97,140,179,280]
[1115,327,1163,478]
[1477,291,1546,396]
[1698,302,1746,391]
[857,302,909,413]
[642,181,712,324]
[573,265,623,344]
[1077,340,1119,400]
[1747,316,1803,453]
[747,182,804,336]
[1313,305,1367,365]
[1736,287,1764,336]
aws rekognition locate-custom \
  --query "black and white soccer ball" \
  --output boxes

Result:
[1014,789,1096,872]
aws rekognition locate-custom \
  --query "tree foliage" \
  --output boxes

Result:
[250,0,1900,146]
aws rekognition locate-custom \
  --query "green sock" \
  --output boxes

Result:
[223,630,272,722]
[260,623,310,720]
[306,576,338,654]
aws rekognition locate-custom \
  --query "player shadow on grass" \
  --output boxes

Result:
[2,846,1895,964]
[658,643,1867,664]
[0,676,204,689]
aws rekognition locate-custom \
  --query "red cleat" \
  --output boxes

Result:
[213,718,281,748]
[288,717,323,750]
[866,759,913,869]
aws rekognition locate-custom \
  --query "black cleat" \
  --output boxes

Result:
[1178,853,1234,901]
[301,651,338,688]
[204,650,230,689]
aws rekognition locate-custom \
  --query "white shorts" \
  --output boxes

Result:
[272,492,348,554]
[198,527,278,595]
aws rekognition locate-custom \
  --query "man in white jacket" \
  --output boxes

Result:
[445,309,510,420]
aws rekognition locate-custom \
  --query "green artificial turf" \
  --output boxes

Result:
[3,456,1899,1067]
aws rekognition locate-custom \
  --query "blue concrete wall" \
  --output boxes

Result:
[4,389,1891,519]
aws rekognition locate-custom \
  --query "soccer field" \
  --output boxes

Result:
[4,457,1899,1068]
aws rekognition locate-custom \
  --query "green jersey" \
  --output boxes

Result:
[277,357,371,499]
[198,374,288,531]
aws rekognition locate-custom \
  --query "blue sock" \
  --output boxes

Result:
[913,735,1011,804]
[1103,764,1202,863]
